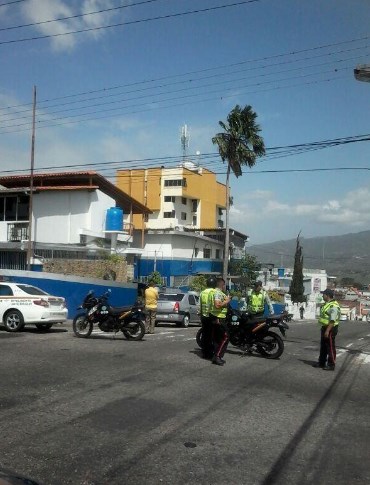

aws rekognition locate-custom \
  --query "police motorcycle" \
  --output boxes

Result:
[73,289,146,340]
[196,304,289,359]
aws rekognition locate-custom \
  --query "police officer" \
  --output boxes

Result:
[313,288,341,371]
[199,276,217,359]
[247,281,274,317]
[209,277,230,366]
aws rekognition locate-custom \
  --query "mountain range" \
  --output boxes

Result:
[247,230,370,285]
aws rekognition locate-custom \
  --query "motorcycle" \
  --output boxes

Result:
[282,310,293,324]
[196,306,289,359]
[73,289,146,340]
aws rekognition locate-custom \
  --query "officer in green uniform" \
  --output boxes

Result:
[199,277,217,359]
[247,281,274,317]
[313,288,341,371]
[209,277,230,366]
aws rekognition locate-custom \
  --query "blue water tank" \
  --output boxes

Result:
[278,268,285,277]
[105,207,123,231]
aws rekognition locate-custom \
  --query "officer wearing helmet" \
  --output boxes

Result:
[199,276,217,359]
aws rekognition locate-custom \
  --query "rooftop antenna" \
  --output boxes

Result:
[180,124,190,163]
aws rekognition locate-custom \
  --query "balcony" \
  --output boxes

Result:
[7,222,29,242]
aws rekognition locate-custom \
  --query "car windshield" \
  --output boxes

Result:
[158,294,184,302]
[17,285,49,296]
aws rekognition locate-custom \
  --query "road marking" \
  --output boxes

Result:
[346,343,353,347]
[156,331,175,335]
[362,355,370,365]
[358,337,364,340]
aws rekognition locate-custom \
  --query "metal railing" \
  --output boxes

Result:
[7,223,29,242]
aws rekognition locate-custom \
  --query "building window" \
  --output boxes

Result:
[0,195,29,222]
[215,249,221,259]
[164,178,187,187]
[181,212,187,221]
[164,196,175,202]
[143,213,149,222]
[192,215,197,226]
[163,211,175,218]
[182,197,187,205]
[192,199,197,212]
[218,207,223,215]
[204,248,211,258]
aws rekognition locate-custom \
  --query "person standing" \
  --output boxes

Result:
[209,277,231,366]
[144,280,158,334]
[247,281,274,317]
[299,305,305,319]
[199,276,217,359]
[313,288,341,371]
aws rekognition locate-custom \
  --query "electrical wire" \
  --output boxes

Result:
[0,0,165,32]
[1,34,368,112]
[0,0,260,45]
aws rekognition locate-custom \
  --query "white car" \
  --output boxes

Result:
[0,282,68,332]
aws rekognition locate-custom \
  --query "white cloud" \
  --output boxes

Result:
[20,0,118,51]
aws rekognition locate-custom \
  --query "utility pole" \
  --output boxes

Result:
[27,86,36,271]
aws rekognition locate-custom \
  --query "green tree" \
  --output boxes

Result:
[229,253,261,292]
[289,233,306,303]
[189,275,208,293]
[212,105,265,282]
[147,271,163,286]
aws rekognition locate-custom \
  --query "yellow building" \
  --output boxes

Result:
[116,164,226,231]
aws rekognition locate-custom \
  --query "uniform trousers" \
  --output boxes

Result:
[319,326,338,367]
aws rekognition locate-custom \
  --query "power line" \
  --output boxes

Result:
[0,0,164,32]
[0,133,368,176]
[0,0,27,7]
[2,49,367,125]
[0,0,260,46]
[1,34,368,112]
[0,73,351,134]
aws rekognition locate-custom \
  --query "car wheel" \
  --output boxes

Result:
[4,310,25,332]
[35,323,53,331]
[182,315,190,328]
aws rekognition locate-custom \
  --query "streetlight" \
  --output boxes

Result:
[354,64,370,82]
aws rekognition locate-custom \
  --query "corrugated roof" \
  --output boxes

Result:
[0,171,151,214]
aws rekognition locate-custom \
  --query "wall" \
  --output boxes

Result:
[43,259,128,282]
[0,269,138,318]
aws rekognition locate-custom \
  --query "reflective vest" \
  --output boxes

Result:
[209,289,228,319]
[319,300,341,327]
[200,288,215,317]
[248,290,265,314]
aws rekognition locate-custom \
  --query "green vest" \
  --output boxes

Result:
[319,300,341,326]
[200,288,215,317]
[209,289,228,319]
[248,291,265,313]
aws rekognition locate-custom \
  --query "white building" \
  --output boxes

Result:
[0,171,150,269]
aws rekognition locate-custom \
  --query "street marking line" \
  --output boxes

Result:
[346,343,353,347]
[358,337,364,340]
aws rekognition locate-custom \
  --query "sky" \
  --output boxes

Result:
[0,0,369,244]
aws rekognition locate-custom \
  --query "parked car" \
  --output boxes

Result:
[0,282,68,332]
[156,290,200,327]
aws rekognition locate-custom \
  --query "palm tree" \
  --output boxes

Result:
[212,104,265,283]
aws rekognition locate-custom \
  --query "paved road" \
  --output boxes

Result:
[0,319,369,485]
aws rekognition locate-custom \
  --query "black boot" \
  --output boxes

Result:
[212,356,224,366]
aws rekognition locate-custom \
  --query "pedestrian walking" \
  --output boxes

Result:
[299,305,305,319]
[199,276,217,359]
[247,281,274,317]
[144,280,158,334]
[313,288,341,371]
[209,277,230,366]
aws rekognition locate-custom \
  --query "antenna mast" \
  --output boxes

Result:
[180,124,189,163]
